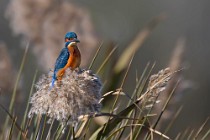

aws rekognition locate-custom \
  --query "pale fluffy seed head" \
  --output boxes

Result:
[142,68,172,109]
[28,68,102,125]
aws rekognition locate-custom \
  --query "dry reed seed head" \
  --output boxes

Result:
[28,68,102,125]
[6,0,99,70]
[143,68,172,107]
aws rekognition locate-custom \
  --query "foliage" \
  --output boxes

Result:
[0,16,209,140]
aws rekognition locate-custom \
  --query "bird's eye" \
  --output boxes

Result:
[69,38,73,41]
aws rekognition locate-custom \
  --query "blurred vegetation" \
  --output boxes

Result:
[0,15,209,139]
[0,0,210,139]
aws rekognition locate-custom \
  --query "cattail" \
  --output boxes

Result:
[28,68,102,125]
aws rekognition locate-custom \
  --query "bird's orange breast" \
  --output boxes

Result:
[66,46,81,69]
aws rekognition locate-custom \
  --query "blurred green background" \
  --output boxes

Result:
[0,0,209,138]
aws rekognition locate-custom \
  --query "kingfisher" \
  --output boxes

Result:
[51,32,81,87]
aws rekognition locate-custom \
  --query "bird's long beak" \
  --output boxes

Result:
[73,38,80,43]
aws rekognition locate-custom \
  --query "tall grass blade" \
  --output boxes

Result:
[3,43,29,134]
[89,127,103,140]
[33,114,42,140]
[106,124,171,140]
[24,117,33,138]
[8,116,17,140]
[17,70,38,139]
[160,106,183,140]
[152,81,180,129]
[40,115,47,140]
[93,67,175,139]
[114,15,165,73]
[82,119,91,140]
[66,126,72,140]
[96,47,117,74]
[46,120,54,140]
[98,55,134,139]
[119,63,152,139]
[180,127,189,140]
[55,125,64,140]
[89,41,103,69]
[129,62,151,105]
[94,103,140,139]
[194,117,209,139]
[131,64,156,139]
[0,103,26,138]
[116,110,135,140]
[75,120,88,138]
[137,63,156,98]
[89,105,135,140]
[55,121,70,140]
[28,116,37,140]
[133,116,149,140]
[52,124,62,139]
[143,99,160,140]
[145,81,179,140]
[175,132,181,140]
[187,129,194,140]
[72,126,75,140]
[201,128,210,140]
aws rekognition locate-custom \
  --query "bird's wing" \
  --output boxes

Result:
[51,47,70,88]
[54,48,70,73]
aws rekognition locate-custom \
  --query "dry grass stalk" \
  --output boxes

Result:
[154,38,188,130]
[140,67,172,109]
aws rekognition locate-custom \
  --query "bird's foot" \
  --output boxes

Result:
[57,80,63,87]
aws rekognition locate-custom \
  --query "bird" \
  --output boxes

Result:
[51,32,81,87]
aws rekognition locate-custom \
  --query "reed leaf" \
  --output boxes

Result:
[114,15,165,73]
[89,41,103,69]
[96,46,117,74]
[8,116,17,140]
[17,70,38,139]
[194,117,210,139]
[201,128,210,140]
[3,43,29,134]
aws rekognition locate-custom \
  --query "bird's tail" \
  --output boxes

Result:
[50,74,57,89]
[50,72,57,90]
[50,77,56,89]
